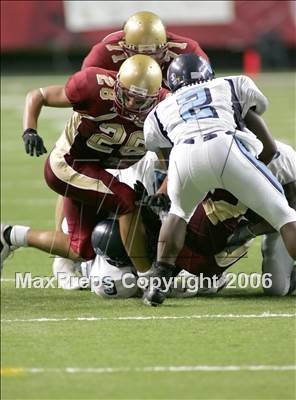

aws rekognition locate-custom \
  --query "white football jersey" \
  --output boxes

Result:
[106,151,159,195]
[268,140,296,185]
[144,75,268,152]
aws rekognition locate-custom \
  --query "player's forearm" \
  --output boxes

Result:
[157,214,187,264]
[157,176,168,194]
[23,85,71,131]
[244,109,277,164]
[23,89,44,130]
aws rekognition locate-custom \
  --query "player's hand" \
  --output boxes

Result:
[134,180,148,201]
[145,193,171,212]
[225,224,256,253]
[134,180,171,211]
[22,128,47,157]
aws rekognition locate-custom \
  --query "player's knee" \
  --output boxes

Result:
[262,261,291,296]
[262,283,289,296]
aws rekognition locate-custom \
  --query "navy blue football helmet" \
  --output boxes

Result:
[91,210,161,267]
[167,53,215,92]
[91,219,131,266]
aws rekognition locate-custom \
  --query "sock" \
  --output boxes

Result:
[137,266,153,278]
[9,225,30,247]
[3,227,13,245]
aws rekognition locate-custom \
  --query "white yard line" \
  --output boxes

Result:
[1,365,295,375]
[1,312,296,323]
[1,276,56,283]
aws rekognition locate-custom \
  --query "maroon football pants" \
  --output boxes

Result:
[44,155,136,259]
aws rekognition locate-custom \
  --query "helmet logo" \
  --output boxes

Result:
[170,72,180,86]
[129,85,148,96]
[190,72,201,79]
[138,44,157,52]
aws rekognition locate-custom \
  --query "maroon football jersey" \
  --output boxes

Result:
[64,67,168,169]
[81,31,209,88]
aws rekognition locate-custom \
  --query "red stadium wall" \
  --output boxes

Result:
[1,1,295,51]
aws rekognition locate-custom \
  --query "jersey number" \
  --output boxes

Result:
[177,87,218,122]
[87,123,146,156]
[96,73,115,100]
[102,276,117,296]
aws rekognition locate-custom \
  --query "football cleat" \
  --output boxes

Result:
[143,287,166,307]
[0,224,14,269]
[142,261,175,306]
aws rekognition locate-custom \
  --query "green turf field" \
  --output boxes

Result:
[1,73,295,400]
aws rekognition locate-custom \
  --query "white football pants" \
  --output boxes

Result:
[168,131,296,230]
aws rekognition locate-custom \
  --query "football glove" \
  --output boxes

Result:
[22,128,47,157]
[224,224,256,254]
[134,180,148,202]
[134,181,171,211]
[145,193,171,211]
[133,181,161,257]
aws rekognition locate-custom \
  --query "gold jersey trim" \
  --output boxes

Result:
[79,113,117,122]
[203,198,248,226]
[49,150,114,195]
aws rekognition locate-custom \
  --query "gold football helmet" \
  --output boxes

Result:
[114,54,162,122]
[122,11,168,62]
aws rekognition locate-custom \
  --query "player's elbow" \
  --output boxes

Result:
[25,89,45,108]
[263,283,290,296]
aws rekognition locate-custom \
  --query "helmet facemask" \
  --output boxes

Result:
[113,54,162,123]
[114,80,160,123]
[122,42,169,65]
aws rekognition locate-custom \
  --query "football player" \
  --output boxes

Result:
[81,10,208,87]
[76,139,296,299]
[261,142,296,295]
[79,213,231,299]
[0,55,167,273]
[53,9,209,258]
[53,9,208,225]
[142,53,296,306]
[52,150,161,290]
[225,140,296,296]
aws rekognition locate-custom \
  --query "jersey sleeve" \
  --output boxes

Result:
[190,39,209,61]
[65,68,97,109]
[167,32,209,61]
[81,43,109,69]
[234,75,268,117]
[65,70,88,105]
[268,141,296,185]
[144,108,173,152]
